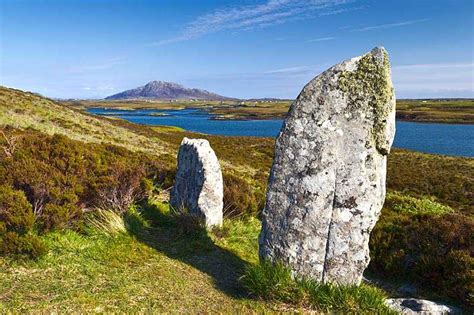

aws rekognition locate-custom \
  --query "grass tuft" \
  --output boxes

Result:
[241,260,396,313]
[85,209,127,236]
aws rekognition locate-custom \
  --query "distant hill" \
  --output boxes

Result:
[105,81,231,100]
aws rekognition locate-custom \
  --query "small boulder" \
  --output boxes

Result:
[170,137,223,228]
[259,47,396,284]
[386,298,460,314]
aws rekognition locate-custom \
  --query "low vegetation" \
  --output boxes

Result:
[396,99,474,124]
[70,97,474,124]
[0,200,398,312]
[370,196,473,307]
[241,260,395,313]
[1,86,473,311]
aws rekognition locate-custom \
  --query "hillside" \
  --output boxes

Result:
[105,81,231,100]
[0,86,169,154]
[0,86,472,312]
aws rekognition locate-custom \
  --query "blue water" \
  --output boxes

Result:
[87,107,474,158]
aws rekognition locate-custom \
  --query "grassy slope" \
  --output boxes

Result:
[1,86,472,311]
[0,87,267,188]
[0,87,169,154]
[2,85,472,213]
[71,98,474,123]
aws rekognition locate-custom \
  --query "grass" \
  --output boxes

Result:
[1,85,473,311]
[0,201,394,313]
[0,86,170,155]
[396,99,474,124]
[0,203,273,312]
[241,260,395,313]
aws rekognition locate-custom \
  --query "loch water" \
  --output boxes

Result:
[87,108,474,158]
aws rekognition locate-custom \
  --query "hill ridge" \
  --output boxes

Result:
[105,80,231,100]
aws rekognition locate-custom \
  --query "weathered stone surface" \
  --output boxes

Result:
[386,298,460,314]
[259,47,396,284]
[170,137,223,228]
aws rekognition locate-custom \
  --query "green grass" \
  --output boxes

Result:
[0,203,272,312]
[241,260,396,313]
[0,202,394,312]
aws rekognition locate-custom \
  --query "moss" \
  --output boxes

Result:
[337,49,395,155]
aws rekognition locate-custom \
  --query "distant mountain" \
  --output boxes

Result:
[105,81,231,100]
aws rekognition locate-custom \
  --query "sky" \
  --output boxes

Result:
[0,0,473,99]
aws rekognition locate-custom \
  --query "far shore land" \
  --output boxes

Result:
[67,98,474,124]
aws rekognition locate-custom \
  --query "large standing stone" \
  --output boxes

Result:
[259,47,396,285]
[170,137,223,228]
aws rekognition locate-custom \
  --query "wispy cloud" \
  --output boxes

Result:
[351,18,430,32]
[393,62,474,70]
[68,57,127,73]
[319,5,367,16]
[306,37,336,42]
[392,62,474,97]
[263,66,313,74]
[152,0,356,46]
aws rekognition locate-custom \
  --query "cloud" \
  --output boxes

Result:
[392,62,474,97]
[152,0,355,46]
[318,5,367,16]
[68,57,127,73]
[306,37,336,42]
[82,85,116,91]
[393,62,474,70]
[351,18,430,32]
[263,66,313,74]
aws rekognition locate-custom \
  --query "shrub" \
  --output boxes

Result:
[0,128,173,232]
[241,260,394,313]
[41,203,82,232]
[89,159,147,213]
[369,209,473,307]
[0,231,47,259]
[0,185,46,258]
[223,173,265,217]
[386,149,473,214]
[0,184,35,233]
[385,192,454,215]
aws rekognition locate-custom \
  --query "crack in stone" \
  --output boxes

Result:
[321,169,337,282]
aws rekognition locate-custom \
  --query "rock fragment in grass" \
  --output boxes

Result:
[385,298,460,314]
[259,47,396,284]
[170,137,223,228]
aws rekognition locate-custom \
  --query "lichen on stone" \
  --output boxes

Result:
[337,48,394,155]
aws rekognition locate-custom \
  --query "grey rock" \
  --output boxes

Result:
[259,47,396,284]
[386,298,460,314]
[170,137,223,228]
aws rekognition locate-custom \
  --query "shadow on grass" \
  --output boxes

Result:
[125,201,251,299]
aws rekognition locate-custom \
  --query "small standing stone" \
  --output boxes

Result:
[170,137,223,228]
[259,47,396,284]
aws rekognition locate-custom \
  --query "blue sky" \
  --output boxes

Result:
[0,0,473,99]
